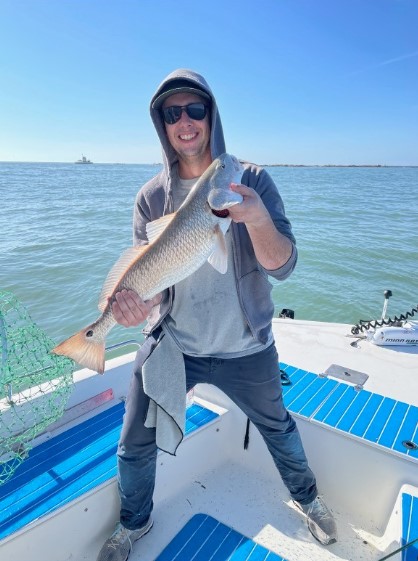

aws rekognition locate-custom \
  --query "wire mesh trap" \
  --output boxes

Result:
[0,291,74,484]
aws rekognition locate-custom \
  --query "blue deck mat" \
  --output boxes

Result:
[0,402,218,541]
[156,513,288,561]
[2,361,417,542]
[402,494,418,561]
[280,362,418,461]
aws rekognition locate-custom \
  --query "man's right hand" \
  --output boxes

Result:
[111,289,162,328]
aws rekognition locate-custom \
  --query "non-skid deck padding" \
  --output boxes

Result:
[402,494,418,560]
[280,363,418,461]
[0,402,218,541]
[280,364,339,418]
[156,513,287,561]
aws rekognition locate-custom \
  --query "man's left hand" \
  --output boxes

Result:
[228,183,271,227]
[227,183,293,270]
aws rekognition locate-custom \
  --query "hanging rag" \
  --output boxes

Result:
[142,328,187,455]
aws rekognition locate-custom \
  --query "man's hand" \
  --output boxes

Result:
[228,183,271,227]
[111,289,162,328]
[227,183,293,270]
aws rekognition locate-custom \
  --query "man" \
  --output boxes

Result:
[97,69,337,561]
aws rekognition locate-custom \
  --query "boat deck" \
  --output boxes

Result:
[0,403,218,541]
[155,513,288,561]
[0,319,417,561]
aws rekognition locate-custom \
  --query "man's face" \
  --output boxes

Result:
[162,92,211,163]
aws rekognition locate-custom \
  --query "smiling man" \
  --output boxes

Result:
[96,69,337,561]
[162,92,212,175]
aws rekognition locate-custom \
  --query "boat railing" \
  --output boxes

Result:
[105,339,141,353]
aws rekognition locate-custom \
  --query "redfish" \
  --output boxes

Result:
[52,154,244,373]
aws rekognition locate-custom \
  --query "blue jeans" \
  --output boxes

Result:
[117,335,317,530]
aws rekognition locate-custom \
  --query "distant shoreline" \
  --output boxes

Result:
[0,161,417,168]
[262,164,418,168]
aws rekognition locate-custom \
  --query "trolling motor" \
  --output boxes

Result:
[351,290,418,346]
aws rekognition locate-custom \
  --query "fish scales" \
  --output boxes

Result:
[52,154,244,373]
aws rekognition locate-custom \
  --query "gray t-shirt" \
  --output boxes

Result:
[163,166,272,358]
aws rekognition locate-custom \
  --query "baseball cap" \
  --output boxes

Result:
[152,79,211,109]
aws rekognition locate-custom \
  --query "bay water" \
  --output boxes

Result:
[0,162,417,352]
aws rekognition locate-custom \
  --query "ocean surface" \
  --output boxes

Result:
[0,162,417,352]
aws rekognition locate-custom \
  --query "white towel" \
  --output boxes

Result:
[142,330,186,455]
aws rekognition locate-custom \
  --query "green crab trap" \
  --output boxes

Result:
[0,291,74,484]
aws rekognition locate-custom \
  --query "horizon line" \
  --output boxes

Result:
[1,160,418,168]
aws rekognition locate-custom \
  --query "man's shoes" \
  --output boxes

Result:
[96,517,153,561]
[294,496,337,545]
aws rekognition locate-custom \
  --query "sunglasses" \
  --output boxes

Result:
[161,102,208,125]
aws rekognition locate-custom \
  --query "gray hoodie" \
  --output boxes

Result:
[134,69,297,344]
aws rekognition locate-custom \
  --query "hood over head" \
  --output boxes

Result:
[150,69,226,175]
[151,78,211,109]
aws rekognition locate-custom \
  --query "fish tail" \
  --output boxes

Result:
[52,324,106,374]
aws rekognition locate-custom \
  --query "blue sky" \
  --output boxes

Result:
[1,0,417,165]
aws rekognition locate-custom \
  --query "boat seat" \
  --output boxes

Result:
[0,401,219,541]
[402,493,418,560]
[280,363,418,463]
[156,513,288,561]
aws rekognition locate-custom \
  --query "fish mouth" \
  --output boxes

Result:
[210,198,242,218]
[211,208,230,218]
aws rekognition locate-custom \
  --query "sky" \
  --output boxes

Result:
[0,0,417,166]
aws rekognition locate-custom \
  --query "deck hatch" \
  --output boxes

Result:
[402,493,418,560]
[0,402,218,541]
[280,362,418,462]
[156,513,288,561]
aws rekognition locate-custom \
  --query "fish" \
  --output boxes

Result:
[52,153,244,373]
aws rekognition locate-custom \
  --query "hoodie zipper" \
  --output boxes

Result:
[231,223,258,340]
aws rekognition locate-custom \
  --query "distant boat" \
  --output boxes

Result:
[75,155,93,164]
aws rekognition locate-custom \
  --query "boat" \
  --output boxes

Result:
[75,154,93,164]
[0,292,417,561]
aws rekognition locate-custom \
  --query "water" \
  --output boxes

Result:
[0,162,417,351]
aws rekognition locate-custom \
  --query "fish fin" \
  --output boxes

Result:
[207,224,228,274]
[219,216,232,236]
[146,213,176,244]
[98,246,148,311]
[52,326,106,374]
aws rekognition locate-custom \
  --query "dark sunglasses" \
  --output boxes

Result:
[161,102,208,125]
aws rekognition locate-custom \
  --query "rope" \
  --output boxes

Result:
[377,536,418,560]
[243,418,250,450]
[243,369,291,450]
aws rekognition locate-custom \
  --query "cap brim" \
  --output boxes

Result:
[152,87,211,109]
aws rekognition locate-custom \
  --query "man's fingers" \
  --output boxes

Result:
[112,291,138,326]
[111,290,161,327]
[150,293,163,307]
[230,183,254,197]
